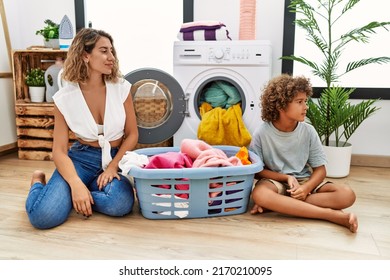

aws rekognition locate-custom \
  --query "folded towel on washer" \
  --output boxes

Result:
[197,103,252,147]
[178,21,232,41]
[180,20,225,31]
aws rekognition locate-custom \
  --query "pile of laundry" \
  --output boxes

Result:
[119,139,252,218]
[177,20,231,41]
[197,81,252,147]
[119,139,251,175]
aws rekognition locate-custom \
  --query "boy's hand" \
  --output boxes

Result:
[286,175,309,200]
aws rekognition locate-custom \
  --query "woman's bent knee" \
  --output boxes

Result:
[108,190,134,216]
[93,179,135,216]
[27,206,71,229]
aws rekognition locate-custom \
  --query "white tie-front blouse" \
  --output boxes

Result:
[53,79,131,170]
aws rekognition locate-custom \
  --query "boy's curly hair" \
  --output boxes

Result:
[260,74,313,122]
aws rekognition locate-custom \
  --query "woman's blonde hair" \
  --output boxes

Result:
[261,74,313,122]
[62,28,121,83]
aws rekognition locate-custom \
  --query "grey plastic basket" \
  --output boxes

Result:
[128,146,261,219]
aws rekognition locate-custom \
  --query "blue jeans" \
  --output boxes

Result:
[25,141,135,229]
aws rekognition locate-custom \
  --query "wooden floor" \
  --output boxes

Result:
[0,152,389,260]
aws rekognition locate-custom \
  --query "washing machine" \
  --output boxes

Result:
[124,40,271,146]
[172,40,272,146]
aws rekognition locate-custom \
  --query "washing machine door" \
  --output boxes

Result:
[124,68,186,144]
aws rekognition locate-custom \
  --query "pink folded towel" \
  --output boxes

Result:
[192,148,242,168]
[145,152,193,169]
[180,139,242,168]
[145,152,193,199]
[180,138,213,159]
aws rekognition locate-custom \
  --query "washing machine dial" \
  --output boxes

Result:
[213,48,224,60]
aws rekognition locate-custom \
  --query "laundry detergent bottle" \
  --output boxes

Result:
[44,57,63,102]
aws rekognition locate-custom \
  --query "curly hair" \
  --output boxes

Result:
[260,74,313,122]
[61,28,121,83]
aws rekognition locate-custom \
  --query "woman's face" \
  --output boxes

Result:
[85,36,115,76]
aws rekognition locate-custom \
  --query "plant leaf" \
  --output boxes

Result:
[345,57,390,73]
[341,99,380,142]
[342,0,360,14]
[280,55,320,72]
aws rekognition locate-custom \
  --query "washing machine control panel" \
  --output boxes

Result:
[173,41,272,66]
[208,45,269,65]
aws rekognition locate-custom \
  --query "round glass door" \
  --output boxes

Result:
[125,68,185,144]
[132,80,173,128]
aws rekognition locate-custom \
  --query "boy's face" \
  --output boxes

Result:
[282,91,308,122]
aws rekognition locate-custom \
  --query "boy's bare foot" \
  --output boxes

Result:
[333,211,358,233]
[250,204,264,214]
[347,213,358,233]
[31,170,46,186]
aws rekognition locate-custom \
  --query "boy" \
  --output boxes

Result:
[249,74,358,233]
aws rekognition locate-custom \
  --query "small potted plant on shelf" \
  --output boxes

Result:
[281,0,390,178]
[36,19,60,49]
[26,68,46,103]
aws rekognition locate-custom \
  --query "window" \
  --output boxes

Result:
[282,0,390,99]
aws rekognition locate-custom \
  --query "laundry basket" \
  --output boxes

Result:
[128,146,261,219]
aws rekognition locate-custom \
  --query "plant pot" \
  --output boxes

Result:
[44,39,60,49]
[29,86,45,102]
[322,141,352,178]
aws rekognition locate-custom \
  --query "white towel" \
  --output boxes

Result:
[119,151,149,175]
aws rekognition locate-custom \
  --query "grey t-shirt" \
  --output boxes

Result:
[249,121,327,178]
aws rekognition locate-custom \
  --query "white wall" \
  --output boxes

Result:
[84,0,182,75]
[0,0,75,148]
[0,1,16,147]
[1,0,389,156]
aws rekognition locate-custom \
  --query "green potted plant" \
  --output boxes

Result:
[26,68,46,102]
[35,19,60,48]
[281,0,390,177]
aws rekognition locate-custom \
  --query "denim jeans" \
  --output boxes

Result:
[25,141,134,229]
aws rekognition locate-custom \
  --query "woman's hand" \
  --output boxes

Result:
[71,181,94,217]
[97,165,121,190]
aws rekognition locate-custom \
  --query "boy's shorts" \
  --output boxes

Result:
[263,178,330,196]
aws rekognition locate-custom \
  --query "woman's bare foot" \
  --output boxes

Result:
[30,170,46,186]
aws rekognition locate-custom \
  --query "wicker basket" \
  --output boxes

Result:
[133,97,168,126]
[128,146,261,219]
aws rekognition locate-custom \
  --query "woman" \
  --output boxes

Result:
[25,28,139,229]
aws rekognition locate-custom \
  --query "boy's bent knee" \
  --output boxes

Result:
[342,186,356,207]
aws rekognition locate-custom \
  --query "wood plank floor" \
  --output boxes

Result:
[0,152,389,260]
